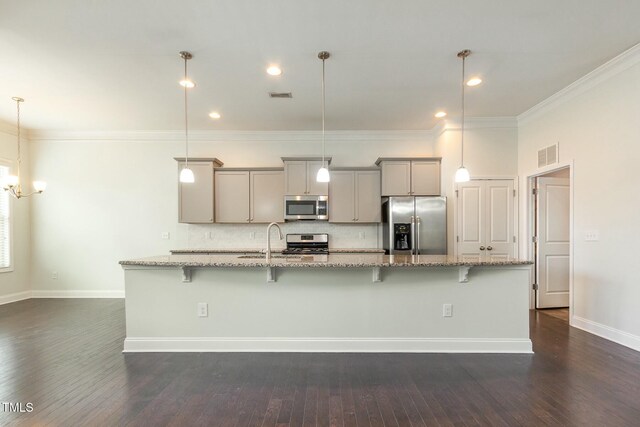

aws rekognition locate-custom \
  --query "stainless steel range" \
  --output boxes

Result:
[282,233,329,255]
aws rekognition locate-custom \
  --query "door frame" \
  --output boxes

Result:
[525,161,574,319]
[453,175,519,259]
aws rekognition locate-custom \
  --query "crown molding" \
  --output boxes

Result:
[28,129,433,143]
[518,42,640,126]
[432,117,518,138]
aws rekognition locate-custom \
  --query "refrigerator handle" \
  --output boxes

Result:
[410,216,416,255]
[416,216,421,256]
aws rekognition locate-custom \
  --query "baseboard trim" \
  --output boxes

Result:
[572,316,640,352]
[123,337,533,353]
[31,290,125,299]
[0,291,32,305]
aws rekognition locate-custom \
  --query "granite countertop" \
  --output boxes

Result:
[170,248,386,254]
[121,253,532,268]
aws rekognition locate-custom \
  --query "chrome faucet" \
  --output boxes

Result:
[266,222,284,262]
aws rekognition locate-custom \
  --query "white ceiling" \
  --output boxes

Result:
[1,0,639,131]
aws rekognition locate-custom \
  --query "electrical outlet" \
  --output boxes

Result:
[52,271,58,280]
[359,232,365,240]
[249,232,256,240]
[443,304,453,317]
[197,303,208,317]
[204,231,212,239]
[161,232,170,240]
[585,230,599,241]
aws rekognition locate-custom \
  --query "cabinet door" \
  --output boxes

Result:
[307,161,329,196]
[329,171,355,223]
[178,161,214,223]
[250,171,285,223]
[284,161,307,195]
[456,180,484,261]
[214,171,250,223]
[381,161,411,196]
[484,179,514,261]
[355,170,381,223]
[411,160,440,196]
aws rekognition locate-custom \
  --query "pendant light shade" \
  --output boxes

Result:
[455,49,471,183]
[179,51,195,184]
[179,168,195,183]
[316,167,330,182]
[455,167,470,183]
[3,97,46,199]
[316,51,330,183]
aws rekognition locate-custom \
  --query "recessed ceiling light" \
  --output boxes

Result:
[435,111,447,118]
[266,65,282,76]
[179,79,195,88]
[209,112,221,119]
[466,78,482,87]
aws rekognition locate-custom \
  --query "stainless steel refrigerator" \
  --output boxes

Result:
[382,196,447,255]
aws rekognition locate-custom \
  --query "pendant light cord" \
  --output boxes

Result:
[184,57,189,169]
[460,54,465,168]
[15,99,22,181]
[321,57,326,167]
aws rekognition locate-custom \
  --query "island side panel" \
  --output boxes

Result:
[123,266,531,353]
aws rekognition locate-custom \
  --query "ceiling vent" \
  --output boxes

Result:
[269,92,292,98]
[537,143,559,168]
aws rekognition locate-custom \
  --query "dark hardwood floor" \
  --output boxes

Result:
[1,299,639,426]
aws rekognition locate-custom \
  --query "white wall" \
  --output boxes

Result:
[0,125,31,303]
[434,121,519,255]
[28,133,434,294]
[518,48,640,349]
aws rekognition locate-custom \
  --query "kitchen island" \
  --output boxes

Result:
[120,253,532,353]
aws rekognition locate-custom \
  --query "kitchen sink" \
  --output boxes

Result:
[237,254,302,260]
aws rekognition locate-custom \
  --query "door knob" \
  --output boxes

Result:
[479,246,485,250]
[487,246,493,251]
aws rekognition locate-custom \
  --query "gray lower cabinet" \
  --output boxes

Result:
[215,170,284,223]
[329,170,381,223]
[178,161,215,223]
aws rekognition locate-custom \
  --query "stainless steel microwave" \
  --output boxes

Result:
[284,195,329,221]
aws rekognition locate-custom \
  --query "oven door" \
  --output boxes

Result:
[284,196,328,220]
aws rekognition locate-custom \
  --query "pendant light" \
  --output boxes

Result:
[455,49,471,183]
[179,51,195,183]
[316,51,330,183]
[3,97,46,199]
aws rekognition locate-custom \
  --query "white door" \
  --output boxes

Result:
[484,180,515,261]
[457,179,516,261]
[457,181,484,261]
[536,177,570,308]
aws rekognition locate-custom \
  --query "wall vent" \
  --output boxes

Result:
[537,143,558,168]
[269,92,292,98]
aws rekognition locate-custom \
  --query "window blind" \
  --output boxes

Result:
[0,165,11,269]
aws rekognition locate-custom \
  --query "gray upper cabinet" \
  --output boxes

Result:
[329,169,381,223]
[376,158,441,196]
[214,171,250,223]
[215,169,284,223]
[283,158,331,196]
[176,158,223,224]
[250,170,285,223]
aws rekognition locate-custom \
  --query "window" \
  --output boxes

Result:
[0,163,11,270]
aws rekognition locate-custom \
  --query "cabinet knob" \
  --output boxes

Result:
[487,246,493,251]
[479,246,486,251]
